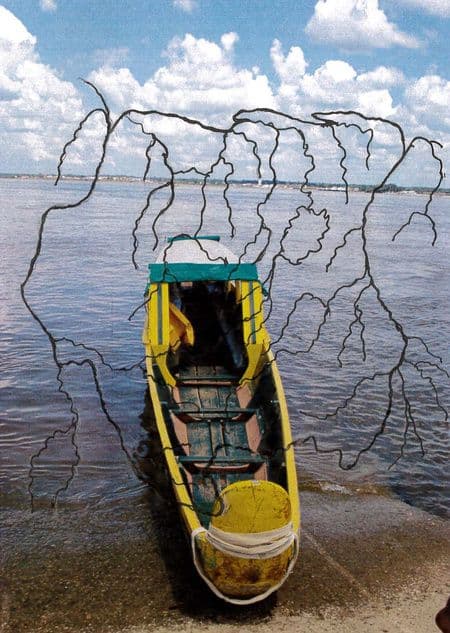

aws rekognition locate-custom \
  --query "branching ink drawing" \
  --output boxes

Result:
[20,81,449,512]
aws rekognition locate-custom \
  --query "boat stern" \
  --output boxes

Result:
[191,480,299,604]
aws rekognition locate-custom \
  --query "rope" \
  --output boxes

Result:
[191,525,299,605]
[205,522,296,559]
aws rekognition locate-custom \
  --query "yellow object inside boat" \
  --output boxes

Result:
[168,302,195,350]
[212,479,291,532]
[194,480,298,601]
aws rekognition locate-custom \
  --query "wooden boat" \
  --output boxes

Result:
[142,235,300,604]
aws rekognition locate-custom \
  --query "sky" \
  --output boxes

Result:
[0,0,449,185]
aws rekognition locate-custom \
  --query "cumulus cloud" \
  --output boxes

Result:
[405,75,450,130]
[305,0,420,49]
[396,0,450,17]
[0,6,447,184]
[294,60,358,108]
[88,32,276,119]
[270,39,308,85]
[304,60,395,114]
[357,66,405,87]
[173,0,197,12]
[356,89,394,117]
[271,42,400,118]
[0,6,36,51]
[0,7,37,101]
[221,32,238,52]
[0,6,83,169]
[39,0,57,11]
[0,7,36,99]
[271,40,396,117]
[88,66,154,111]
[84,36,450,183]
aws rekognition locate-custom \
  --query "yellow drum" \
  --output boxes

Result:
[193,480,299,604]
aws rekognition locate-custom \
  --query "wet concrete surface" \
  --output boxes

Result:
[1,487,449,633]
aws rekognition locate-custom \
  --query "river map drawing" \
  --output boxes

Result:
[2,85,448,524]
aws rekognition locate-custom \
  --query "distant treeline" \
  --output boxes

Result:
[0,172,448,194]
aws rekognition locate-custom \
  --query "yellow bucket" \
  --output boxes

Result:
[193,480,298,603]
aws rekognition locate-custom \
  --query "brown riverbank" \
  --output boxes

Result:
[1,490,449,633]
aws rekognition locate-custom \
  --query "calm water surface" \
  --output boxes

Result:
[1,177,449,524]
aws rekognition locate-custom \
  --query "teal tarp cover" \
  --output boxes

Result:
[166,235,220,243]
[148,262,259,283]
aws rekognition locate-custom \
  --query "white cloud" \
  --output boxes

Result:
[0,6,447,185]
[298,61,361,105]
[272,50,398,118]
[221,32,238,52]
[0,6,83,168]
[85,32,278,177]
[405,75,450,130]
[160,33,275,113]
[356,89,394,117]
[88,37,447,184]
[396,0,450,17]
[0,5,36,51]
[173,0,197,12]
[39,0,57,12]
[88,66,152,111]
[270,39,308,85]
[89,32,276,119]
[357,66,405,87]
[305,0,420,49]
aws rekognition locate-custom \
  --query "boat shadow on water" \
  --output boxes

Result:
[136,388,277,621]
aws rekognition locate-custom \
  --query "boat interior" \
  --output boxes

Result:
[154,280,285,525]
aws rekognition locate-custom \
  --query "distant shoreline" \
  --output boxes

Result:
[1,173,448,195]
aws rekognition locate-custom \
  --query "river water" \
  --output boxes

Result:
[1,176,449,524]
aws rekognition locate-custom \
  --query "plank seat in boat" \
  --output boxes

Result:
[169,406,257,420]
[176,373,238,384]
[178,454,266,475]
[177,454,266,465]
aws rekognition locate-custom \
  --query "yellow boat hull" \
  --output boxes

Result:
[142,236,300,604]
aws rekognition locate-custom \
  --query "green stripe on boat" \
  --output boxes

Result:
[148,263,258,283]
[167,235,221,243]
